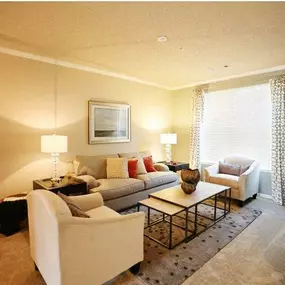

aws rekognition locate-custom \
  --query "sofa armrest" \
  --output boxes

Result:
[238,161,260,200]
[203,163,219,181]
[68,192,104,211]
[154,163,169,172]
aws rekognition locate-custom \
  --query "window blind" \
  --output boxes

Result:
[201,83,271,170]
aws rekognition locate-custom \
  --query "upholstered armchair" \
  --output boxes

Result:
[204,156,260,206]
[27,190,145,285]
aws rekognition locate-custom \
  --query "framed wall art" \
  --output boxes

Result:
[88,101,131,144]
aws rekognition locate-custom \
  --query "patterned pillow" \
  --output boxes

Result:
[58,193,90,218]
[239,165,250,175]
[219,162,240,176]
[106,157,129,178]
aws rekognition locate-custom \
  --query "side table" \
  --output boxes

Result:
[157,161,189,172]
[33,177,88,196]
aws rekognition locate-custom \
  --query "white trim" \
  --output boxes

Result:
[1,46,285,91]
[171,65,285,91]
[0,46,170,90]
[258,193,272,200]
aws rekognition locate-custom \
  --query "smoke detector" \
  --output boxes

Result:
[157,36,168,43]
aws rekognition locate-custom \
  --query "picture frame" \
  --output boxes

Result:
[88,101,131,144]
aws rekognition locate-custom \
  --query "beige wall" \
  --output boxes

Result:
[172,87,194,163]
[0,53,173,198]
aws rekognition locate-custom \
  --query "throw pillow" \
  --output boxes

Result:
[128,159,138,178]
[106,157,129,178]
[58,193,90,218]
[136,156,147,175]
[77,165,97,178]
[219,162,241,176]
[76,175,99,190]
[143,155,156,172]
[240,165,250,175]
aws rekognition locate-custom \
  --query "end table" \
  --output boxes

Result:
[33,177,88,196]
[158,161,189,172]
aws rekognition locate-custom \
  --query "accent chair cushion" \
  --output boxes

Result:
[143,156,156,172]
[209,173,239,189]
[58,192,90,218]
[106,157,129,179]
[137,171,178,189]
[89,178,145,201]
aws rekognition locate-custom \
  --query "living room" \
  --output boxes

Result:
[0,2,285,285]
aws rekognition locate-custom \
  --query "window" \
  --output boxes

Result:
[201,83,271,170]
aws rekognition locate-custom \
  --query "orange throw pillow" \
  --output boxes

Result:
[128,159,138,178]
[143,156,156,172]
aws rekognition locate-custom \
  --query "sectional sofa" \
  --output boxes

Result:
[75,151,179,211]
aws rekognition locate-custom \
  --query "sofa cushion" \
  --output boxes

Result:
[209,174,239,189]
[86,206,120,219]
[137,171,178,189]
[118,150,151,159]
[89,178,145,201]
[76,154,118,179]
[128,159,138,178]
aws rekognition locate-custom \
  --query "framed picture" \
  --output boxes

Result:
[88,101,131,144]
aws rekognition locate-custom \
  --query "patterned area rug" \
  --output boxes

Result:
[122,200,261,285]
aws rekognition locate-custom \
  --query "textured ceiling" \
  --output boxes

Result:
[0,2,285,89]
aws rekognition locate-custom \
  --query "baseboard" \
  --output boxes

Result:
[258,193,272,200]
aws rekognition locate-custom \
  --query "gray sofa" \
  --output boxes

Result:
[75,151,179,211]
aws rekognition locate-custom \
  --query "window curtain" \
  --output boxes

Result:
[189,88,204,169]
[270,75,285,205]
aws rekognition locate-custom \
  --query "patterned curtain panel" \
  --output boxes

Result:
[189,88,204,169]
[270,75,285,205]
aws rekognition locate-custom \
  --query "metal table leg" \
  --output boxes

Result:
[194,205,198,234]
[214,194,217,221]
[169,216,173,249]
[185,209,189,240]
[147,207,150,226]
[224,190,227,216]
[229,188,231,212]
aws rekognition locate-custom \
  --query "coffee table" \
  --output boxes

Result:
[138,181,231,249]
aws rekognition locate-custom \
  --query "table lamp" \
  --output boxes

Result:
[41,134,68,184]
[160,133,177,163]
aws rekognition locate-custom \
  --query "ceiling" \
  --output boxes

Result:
[0,2,285,89]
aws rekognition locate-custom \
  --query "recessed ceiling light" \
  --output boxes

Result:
[224,65,230,68]
[157,36,168,43]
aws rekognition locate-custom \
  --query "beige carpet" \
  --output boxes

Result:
[0,197,285,285]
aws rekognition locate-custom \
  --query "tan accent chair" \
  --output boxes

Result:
[27,190,145,285]
[204,156,260,206]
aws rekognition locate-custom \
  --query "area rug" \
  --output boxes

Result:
[122,200,261,285]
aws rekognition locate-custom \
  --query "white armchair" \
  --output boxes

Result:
[27,190,145,285]
[203,155,260,206]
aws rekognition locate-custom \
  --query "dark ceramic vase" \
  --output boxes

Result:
[180,168,200,194]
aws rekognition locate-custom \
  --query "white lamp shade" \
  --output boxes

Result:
[41,135,68,153]
[160,133,177,145]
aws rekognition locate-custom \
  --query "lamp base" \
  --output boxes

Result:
[164,144,172,163]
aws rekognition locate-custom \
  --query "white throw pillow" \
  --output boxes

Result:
[107,157,129,178]
[137,156,147,174]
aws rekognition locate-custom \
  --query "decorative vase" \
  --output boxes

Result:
[180,168,200,194]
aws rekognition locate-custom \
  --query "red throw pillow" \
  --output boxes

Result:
[128,159,138,178]
[143,156,156,172]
